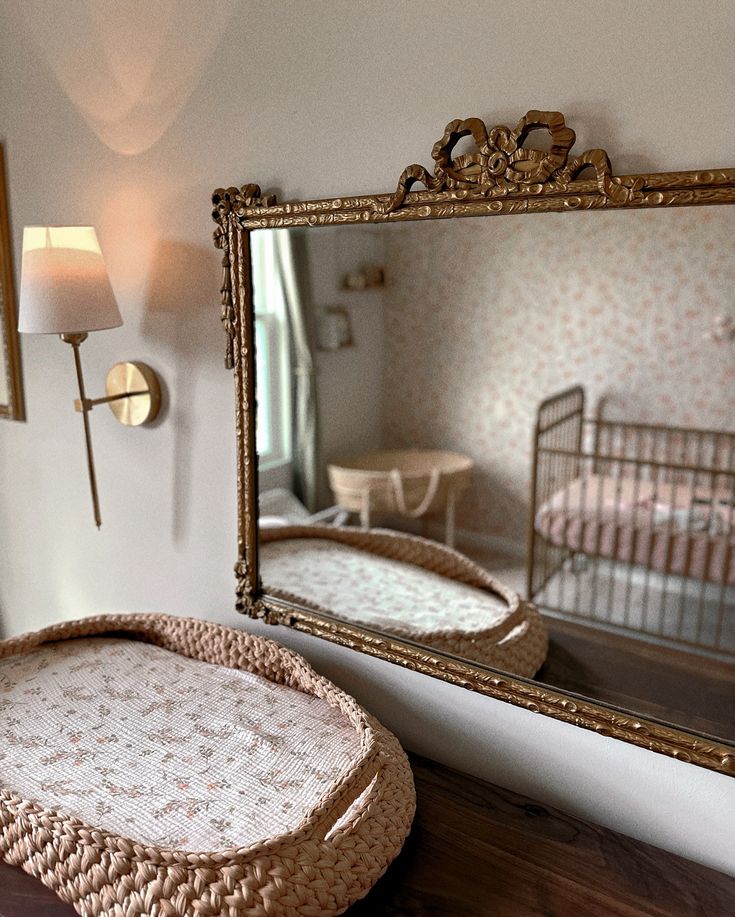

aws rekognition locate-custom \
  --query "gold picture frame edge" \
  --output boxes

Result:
[212,110,735,778]
[0,143,25,422]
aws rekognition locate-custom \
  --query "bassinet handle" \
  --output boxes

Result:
[389,466,441,518]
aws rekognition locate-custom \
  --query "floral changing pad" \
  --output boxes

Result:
[0,614,415,917]
[0,636,361,852]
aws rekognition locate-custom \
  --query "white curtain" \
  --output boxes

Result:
[272,230,318,512]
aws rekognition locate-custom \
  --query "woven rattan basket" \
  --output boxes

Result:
[0,614,415,916]
[328,449,473,544]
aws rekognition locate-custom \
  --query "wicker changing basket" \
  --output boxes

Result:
[261,525,548,678]
[328,449,473,546]
[0,614,415,917]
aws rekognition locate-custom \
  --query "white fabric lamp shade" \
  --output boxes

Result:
[18,226,123,334]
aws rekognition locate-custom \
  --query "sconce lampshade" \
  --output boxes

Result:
[18,226,122,334]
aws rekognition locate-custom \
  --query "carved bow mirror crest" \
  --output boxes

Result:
[382,109,644,212]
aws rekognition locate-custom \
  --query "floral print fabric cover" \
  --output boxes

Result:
[0,637,362,852]
[261,538,511,635]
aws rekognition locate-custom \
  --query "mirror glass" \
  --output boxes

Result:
[252,207,735,744]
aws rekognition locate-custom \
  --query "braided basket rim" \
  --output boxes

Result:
[0,613,393,869]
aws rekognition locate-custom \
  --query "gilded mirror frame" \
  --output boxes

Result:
[212,110,735,777]
[0,144,24,422]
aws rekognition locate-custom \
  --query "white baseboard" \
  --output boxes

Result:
[423,520,527,560]
[335,512,528,561]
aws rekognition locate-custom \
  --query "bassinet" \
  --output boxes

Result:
[328,449,473,546]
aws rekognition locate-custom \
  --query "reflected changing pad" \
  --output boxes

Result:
[261,526,548,677]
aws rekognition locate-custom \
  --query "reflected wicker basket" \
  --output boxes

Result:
[0,614,416,917]
[328,449,473,545]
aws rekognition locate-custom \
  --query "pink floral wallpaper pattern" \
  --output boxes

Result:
[382,208,735,544]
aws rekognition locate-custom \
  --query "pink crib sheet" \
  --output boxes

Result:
[535,474,735,586]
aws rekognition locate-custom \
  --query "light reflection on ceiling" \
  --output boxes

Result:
[18,0,239,155]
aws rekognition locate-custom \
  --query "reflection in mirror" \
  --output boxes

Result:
[252,208,735,743]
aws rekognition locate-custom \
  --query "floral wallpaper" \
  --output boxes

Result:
[382,208,735,545]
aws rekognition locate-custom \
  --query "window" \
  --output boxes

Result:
[251,231,292,469]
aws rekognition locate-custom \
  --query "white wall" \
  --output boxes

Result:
[306,226,386,506]
[1,0,734,875]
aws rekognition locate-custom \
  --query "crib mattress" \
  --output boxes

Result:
[260,526,548,676]
[535,474,735,586]
[0,614,415,916]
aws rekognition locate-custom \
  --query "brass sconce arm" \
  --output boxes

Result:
[62,332,102,528]
[73,389,149,414]
[60,332,161,529]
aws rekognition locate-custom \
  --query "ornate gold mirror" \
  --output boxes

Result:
[0,144,24,421]
[212,111,735,776]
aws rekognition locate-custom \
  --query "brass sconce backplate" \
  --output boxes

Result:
[105,361,161,426]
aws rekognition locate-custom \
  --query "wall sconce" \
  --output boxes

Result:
[18,226,161,529]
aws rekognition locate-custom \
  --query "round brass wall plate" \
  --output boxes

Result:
[105,361,161,426]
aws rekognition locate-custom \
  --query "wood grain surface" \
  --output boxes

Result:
[540,615,735,741]
[1,755,733,916]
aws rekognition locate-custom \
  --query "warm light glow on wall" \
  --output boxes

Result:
[17,0,240,155]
